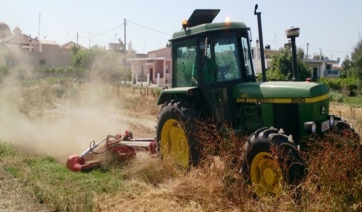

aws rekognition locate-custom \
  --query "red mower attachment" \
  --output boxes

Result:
[66,131,157,172]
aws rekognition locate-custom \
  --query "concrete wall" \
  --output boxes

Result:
[0,44,71,68]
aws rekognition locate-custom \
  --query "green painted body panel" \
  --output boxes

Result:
[233,81,329,99]
[171,22,248,41]
[156,87,196,105]
[234,81,331,142]
[259,100,329,139]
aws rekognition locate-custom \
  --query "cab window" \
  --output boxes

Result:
[173,42,196,87]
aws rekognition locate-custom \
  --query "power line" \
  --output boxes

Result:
[308,43,351,54]
[59,36,77,44]
[59,19,170,46]
[127,20,171,36]
[58,23,124,44]
[78,23,124,38]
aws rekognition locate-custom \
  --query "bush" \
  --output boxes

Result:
[318,77,361,96]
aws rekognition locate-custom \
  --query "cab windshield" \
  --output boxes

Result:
[173,31,254,87]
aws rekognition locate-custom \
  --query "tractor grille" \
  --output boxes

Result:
[273,104,300,140]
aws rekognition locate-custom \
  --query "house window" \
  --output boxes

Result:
[39,59,46,65]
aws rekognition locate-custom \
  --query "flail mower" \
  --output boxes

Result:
[66,131,156,172]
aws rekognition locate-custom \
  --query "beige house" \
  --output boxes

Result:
[0,22,148,74]
[128,47,171,85]
[0,23,76,69]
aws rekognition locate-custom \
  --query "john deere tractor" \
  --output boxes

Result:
[155,6,358,198]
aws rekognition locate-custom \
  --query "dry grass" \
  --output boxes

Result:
[94,156,238,212]
[329,102,362,135]
[92,103,362,212]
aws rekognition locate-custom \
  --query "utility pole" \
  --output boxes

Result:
[307,42,309,59]
[124,18,127,67]
[77,32,78,47]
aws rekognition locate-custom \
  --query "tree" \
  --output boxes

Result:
[340,55,353,78]
[266,46,311,81]
[0,64,8,83]
[350,38,362,79]
[69,44,125,83]
[71,44,91,69]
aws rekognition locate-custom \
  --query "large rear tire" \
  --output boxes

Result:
[242,127,306,199]
[156,100,199,169]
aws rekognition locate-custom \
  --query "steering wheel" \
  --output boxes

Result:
[177,62,186,72]
[218,64,231,80]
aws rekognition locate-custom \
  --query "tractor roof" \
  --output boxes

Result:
[187,9,220,27]
[170,9,249,41]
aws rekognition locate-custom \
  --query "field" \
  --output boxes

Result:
[1,80,362,211]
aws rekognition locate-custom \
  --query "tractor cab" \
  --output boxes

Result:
[171,9,255,88]
[158,9,255,125]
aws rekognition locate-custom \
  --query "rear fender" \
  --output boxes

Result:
[157,87,201,105]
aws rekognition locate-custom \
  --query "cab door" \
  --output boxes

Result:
[198,33,243,124]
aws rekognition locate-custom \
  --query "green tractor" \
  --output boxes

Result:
[155,6,358,198]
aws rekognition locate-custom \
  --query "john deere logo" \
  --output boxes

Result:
[321,105,326,114]
[241,93,249,98]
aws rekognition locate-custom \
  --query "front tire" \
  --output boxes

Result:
[156,100,199,169]
[242,127,306,198]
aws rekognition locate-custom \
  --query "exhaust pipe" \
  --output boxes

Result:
[254,4,266,82]
[286,28,300,81]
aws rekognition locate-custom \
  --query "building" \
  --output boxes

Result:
[0,22,74,69]
[251,40,279,76]
[303,55,340,79]
[128,47,171,85]
[252,39,341,79]
[60,41,88,51]
[0,22,11,39]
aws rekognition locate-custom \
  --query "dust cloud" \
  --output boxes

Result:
[0,75,131,164]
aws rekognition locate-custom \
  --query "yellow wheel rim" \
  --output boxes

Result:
[160,119,189,169]
[250,152,283,198]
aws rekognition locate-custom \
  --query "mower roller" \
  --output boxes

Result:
[66,131,157,172]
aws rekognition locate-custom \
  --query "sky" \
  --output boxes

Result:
[1,0,361,64]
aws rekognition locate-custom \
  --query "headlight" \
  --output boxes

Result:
[311,122,316,133]
[304,121,316,133]
[329,115,335,126]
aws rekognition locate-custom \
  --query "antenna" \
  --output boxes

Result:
[38,13,41,40]
[89,31,91,48]
[272,34,280,50]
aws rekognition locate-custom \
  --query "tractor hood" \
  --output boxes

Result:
[233,82,329,103]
